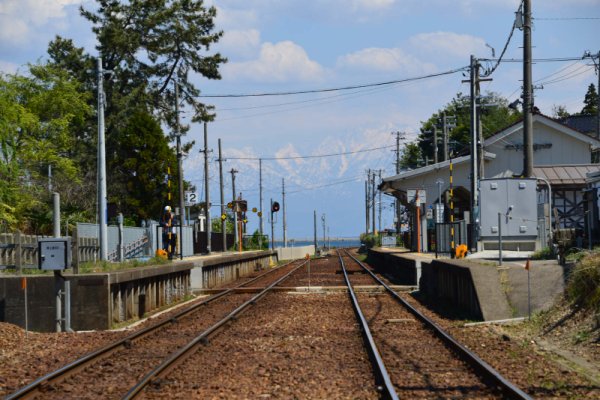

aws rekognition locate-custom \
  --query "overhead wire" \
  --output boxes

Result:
[481,0,523,77]
[225,144,396,160]
[198,67,469,98]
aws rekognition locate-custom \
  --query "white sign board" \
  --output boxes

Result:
[435,203,445,223]
[184,191,198,207]
[406,189,426,204]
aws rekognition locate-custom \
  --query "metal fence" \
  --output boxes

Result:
[0,230,98,272]
[435,220,467,256]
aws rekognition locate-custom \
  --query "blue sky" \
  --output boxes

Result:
[1,0,599,239]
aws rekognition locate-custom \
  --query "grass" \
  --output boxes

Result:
[77,256,169,274]
[566,249,600,311]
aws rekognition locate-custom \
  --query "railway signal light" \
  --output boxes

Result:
[271,201,280,213]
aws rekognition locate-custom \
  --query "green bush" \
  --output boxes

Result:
[531,247,554,260]
[566,251,600,311]
[359,233,380,248]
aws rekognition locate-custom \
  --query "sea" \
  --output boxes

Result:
[272,238,361,248]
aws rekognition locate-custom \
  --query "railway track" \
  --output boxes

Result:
[338,249,532,399]
[6,259,306,400]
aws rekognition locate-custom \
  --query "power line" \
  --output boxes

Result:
[481,0,523,77]
[198,67,468,98]
[479,56,588,63]
[535,17,600,20]
[225,145,396,160]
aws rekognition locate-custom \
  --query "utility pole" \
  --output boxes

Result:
[270,198,275,250]
[432,127,438,164]
[378,170,382,234]
[442,113,448,162]
[522,0,533,177]
[597,51,600,141]
[218,139,226,252]
[259,158,263,236]
[371,170,376,234]
[97,56,108,261]
[393,131,403,234]
[365,179,370,234]
[202,122,211,254]
[469,55,480,251]
[230,169,238,249]
[321,213,326,249]
[282,178,287,247]
[175,82,185,260]
[313,210,317,253]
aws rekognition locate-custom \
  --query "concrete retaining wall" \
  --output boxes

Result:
[190,251,277,290]
[0,264,192,332]
[367,248,421,285]
[1,250,278,331]
[276,245,315,261]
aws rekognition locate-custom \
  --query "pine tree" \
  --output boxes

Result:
[581,83,598,115]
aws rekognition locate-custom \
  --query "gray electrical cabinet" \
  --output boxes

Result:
[480,178,538,241]
[38,237,72,270]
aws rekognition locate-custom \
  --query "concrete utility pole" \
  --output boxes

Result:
[371,171,376,234]
[365,179,370,234]
[282,178,287,247]
[229,168,238,247]
[270,198,275,250]
[597,51,600,140]
[432,126,438,164]
[442,113,448,162]
[230,169,238,249]
[321,214,326,249]
[522,0,534,177]
[175,82,184,260]
[313,210,317,252]
[469,55,480,251]
[259,158,263,236]
[378,170,382,234]
[203,122,211,253]
[97,57,108,261]
[218,139,226,251]
[393,131,403,233]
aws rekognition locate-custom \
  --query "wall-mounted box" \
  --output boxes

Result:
[38,237,71,270]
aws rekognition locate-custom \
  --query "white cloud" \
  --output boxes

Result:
[337,47,436,74]
[408,32,488,59]
[349,0,396,11]
[219,29,261,59]
[0,60,19,74]
[0,0,84,44]
[223,41,325,82]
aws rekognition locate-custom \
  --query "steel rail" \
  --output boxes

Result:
[6,260,297,400]
[341,249,532,400]
[123,259,308,399]
[337,252,399,400]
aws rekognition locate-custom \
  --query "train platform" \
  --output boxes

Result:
[367,246,566,321]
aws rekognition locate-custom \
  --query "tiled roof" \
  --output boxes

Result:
[532,164,600,185]
[559,115,597,135]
